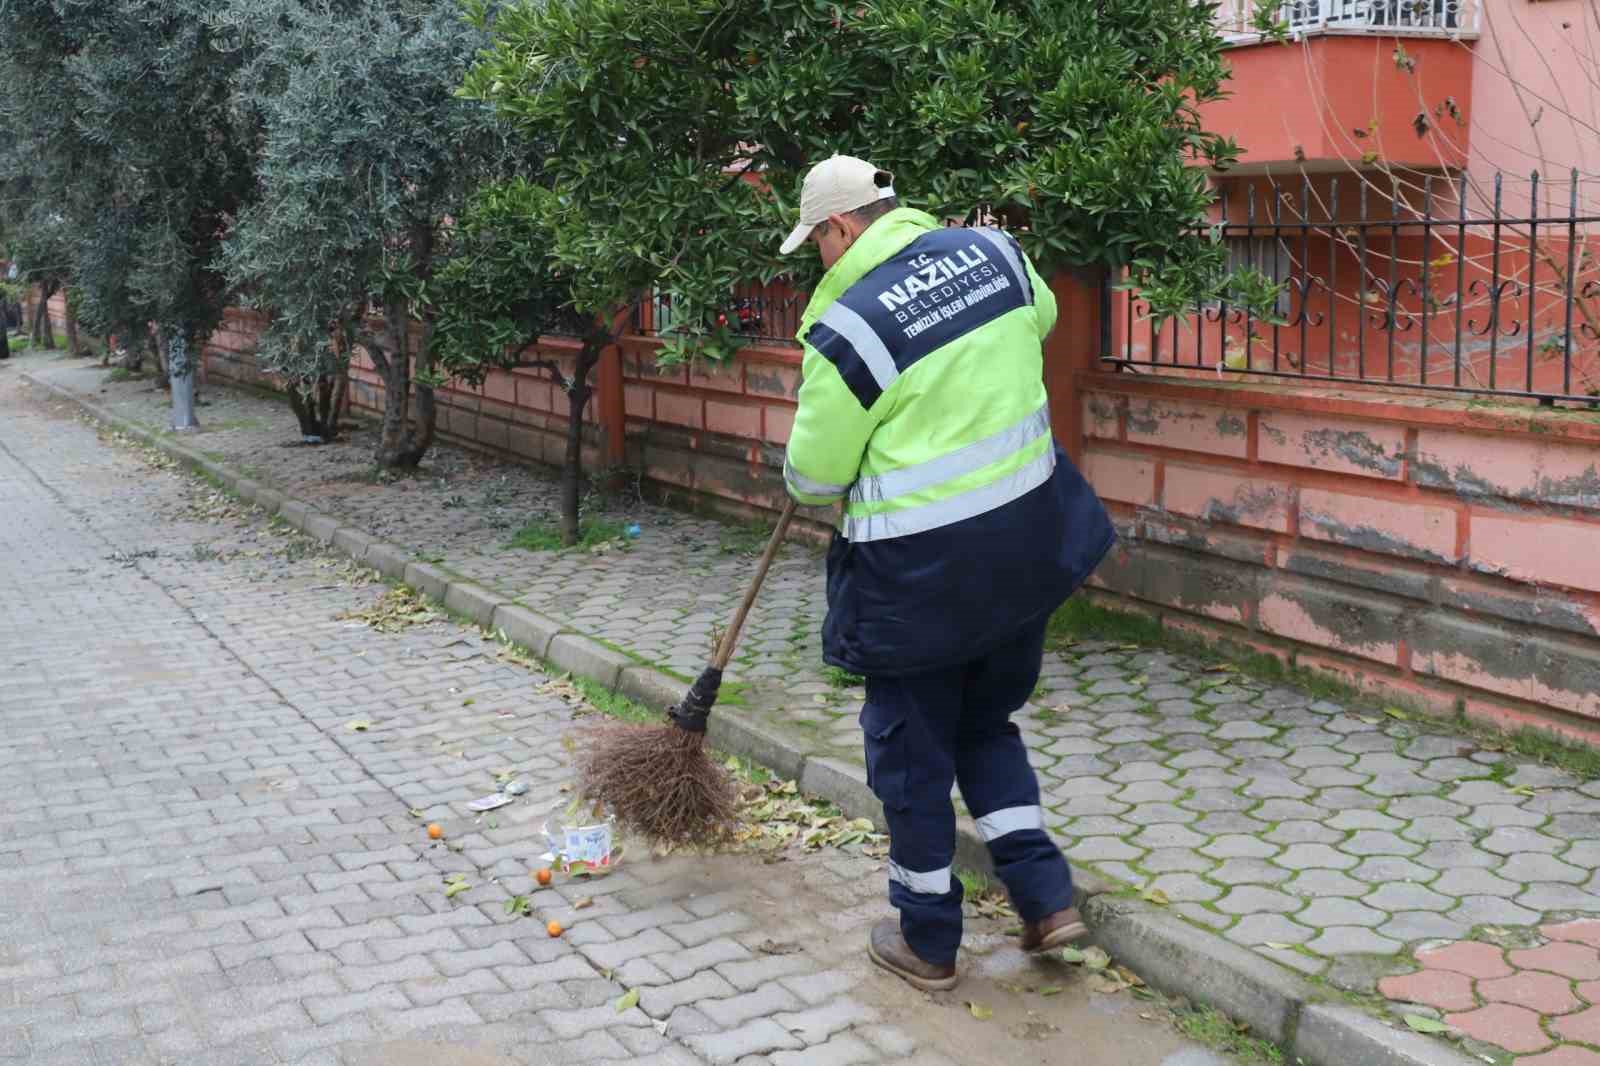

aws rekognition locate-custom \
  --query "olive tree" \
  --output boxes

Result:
[60,0,258,423]
[222,0,505,466]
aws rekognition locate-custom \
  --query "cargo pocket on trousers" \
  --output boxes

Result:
[860,704,909,812]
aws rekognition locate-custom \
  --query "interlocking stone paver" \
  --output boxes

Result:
[1146,873,1223,903]
[1451,895,1545,928]
[1445,1003,1553,1053]
[1215,887,1302,915]
[1501,852,1590,884]
[1201,835,1279,860]
[1208,859,1291,886]
[1304,927,1401,956]
[1363,882,1456,913]
[1378,968,1477,1011]
[1545,920,1600,948]
[1223,913,1315,947]
[1274,844,1357,871]
[1417,940,1513,978]
[1484,828,1565,856]
[1350,857,1437,883]
[35,361,1600,1064]
[1287,870,1369,898]
[1510,942,1600,980]
[1481,971,1582,1014]
[1140,849,1213,874]
[1129,824,1208,850]
[1297,899,1386,928]
[1378,912,1472,944]
[1520,1047,1600,1066]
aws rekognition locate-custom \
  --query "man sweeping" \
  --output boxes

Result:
[779,154,1116,990]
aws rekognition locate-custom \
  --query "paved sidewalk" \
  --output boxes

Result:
[0,363,1228,1065]
[23,351,1600,1063]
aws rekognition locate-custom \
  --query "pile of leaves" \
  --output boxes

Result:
[731,772,887,856]
[336,585,440,633]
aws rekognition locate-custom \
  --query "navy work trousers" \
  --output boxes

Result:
[859,618,1073,966]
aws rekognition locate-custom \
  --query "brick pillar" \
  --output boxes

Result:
[1041,265,1108,467]
[597,310,629,467]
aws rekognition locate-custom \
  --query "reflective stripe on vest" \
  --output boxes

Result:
[969,226,1033,305]
[850,403,1050,505]
[842,445,1055,543]
[817,301,898,394]
[784,457,851,500]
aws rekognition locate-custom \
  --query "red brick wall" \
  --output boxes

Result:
[180,278,1600,733]
[1076,371,1600,739]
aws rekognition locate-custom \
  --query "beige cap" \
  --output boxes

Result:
[778,154,896,255]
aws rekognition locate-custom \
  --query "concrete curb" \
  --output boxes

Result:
[26,371,1481,1066]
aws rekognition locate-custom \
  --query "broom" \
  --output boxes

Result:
[574,498,800,846]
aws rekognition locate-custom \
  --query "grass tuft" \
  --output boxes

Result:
[1172,1004,1283,1064]
[508,517,626,552]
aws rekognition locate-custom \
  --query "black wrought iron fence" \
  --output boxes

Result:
[629,281,806,346]
[1108,171,1600,405]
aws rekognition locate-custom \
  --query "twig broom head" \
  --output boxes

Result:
[573,666,739,847]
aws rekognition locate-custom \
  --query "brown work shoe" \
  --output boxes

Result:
[1021,907,1089,952]
[866,917,959,991]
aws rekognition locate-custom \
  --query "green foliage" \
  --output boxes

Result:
[465,0,1268,355]
[66,1,256,357]
[219,0,512,465]
[429,177,574,386]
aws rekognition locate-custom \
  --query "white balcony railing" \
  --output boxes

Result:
[1217,0,1480,41]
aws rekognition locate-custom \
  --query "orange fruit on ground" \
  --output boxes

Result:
[536,868,552,886]
[546,920,563,938]
[426,823,443,840]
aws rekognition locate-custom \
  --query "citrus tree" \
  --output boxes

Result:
[463,0,1264,355]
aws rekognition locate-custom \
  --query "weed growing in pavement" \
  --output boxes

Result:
[508,517,627,553]
[1172,1004,1283,1064]
[823,665,865,689]
[719,521,774,557]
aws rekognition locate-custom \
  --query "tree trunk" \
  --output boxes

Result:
[0,321,10,360]
[64,298,80,357]
[166,326,200,432]
[287,367,347,443]
[558,340,603,547]
[149,324,170,389]
[30,286,57,349]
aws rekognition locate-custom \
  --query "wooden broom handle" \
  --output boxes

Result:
[712,498,800,670]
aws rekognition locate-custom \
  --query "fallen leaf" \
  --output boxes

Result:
[1383,706,1409,720]
[462,698,475,707]
[345,719,371,732]
[1263,942,1296,950]
[1114,966,1145,987]
[967,1002,993,1020]
[616,988,640,1013]
[1082,947,1111,971]
[1089,973,1128,995]
[1507,785,1537,797]
[1141,886,1170,906]
[574,897,594,910]
[1060,947,1087,964]
[1403,1014,1450,1034]
[759,940,801,956]
[444,881,472,899]
[1039,985,1063,997]
[407,807,424,819]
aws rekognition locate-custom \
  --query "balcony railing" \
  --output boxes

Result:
[1217,0,1480,40]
